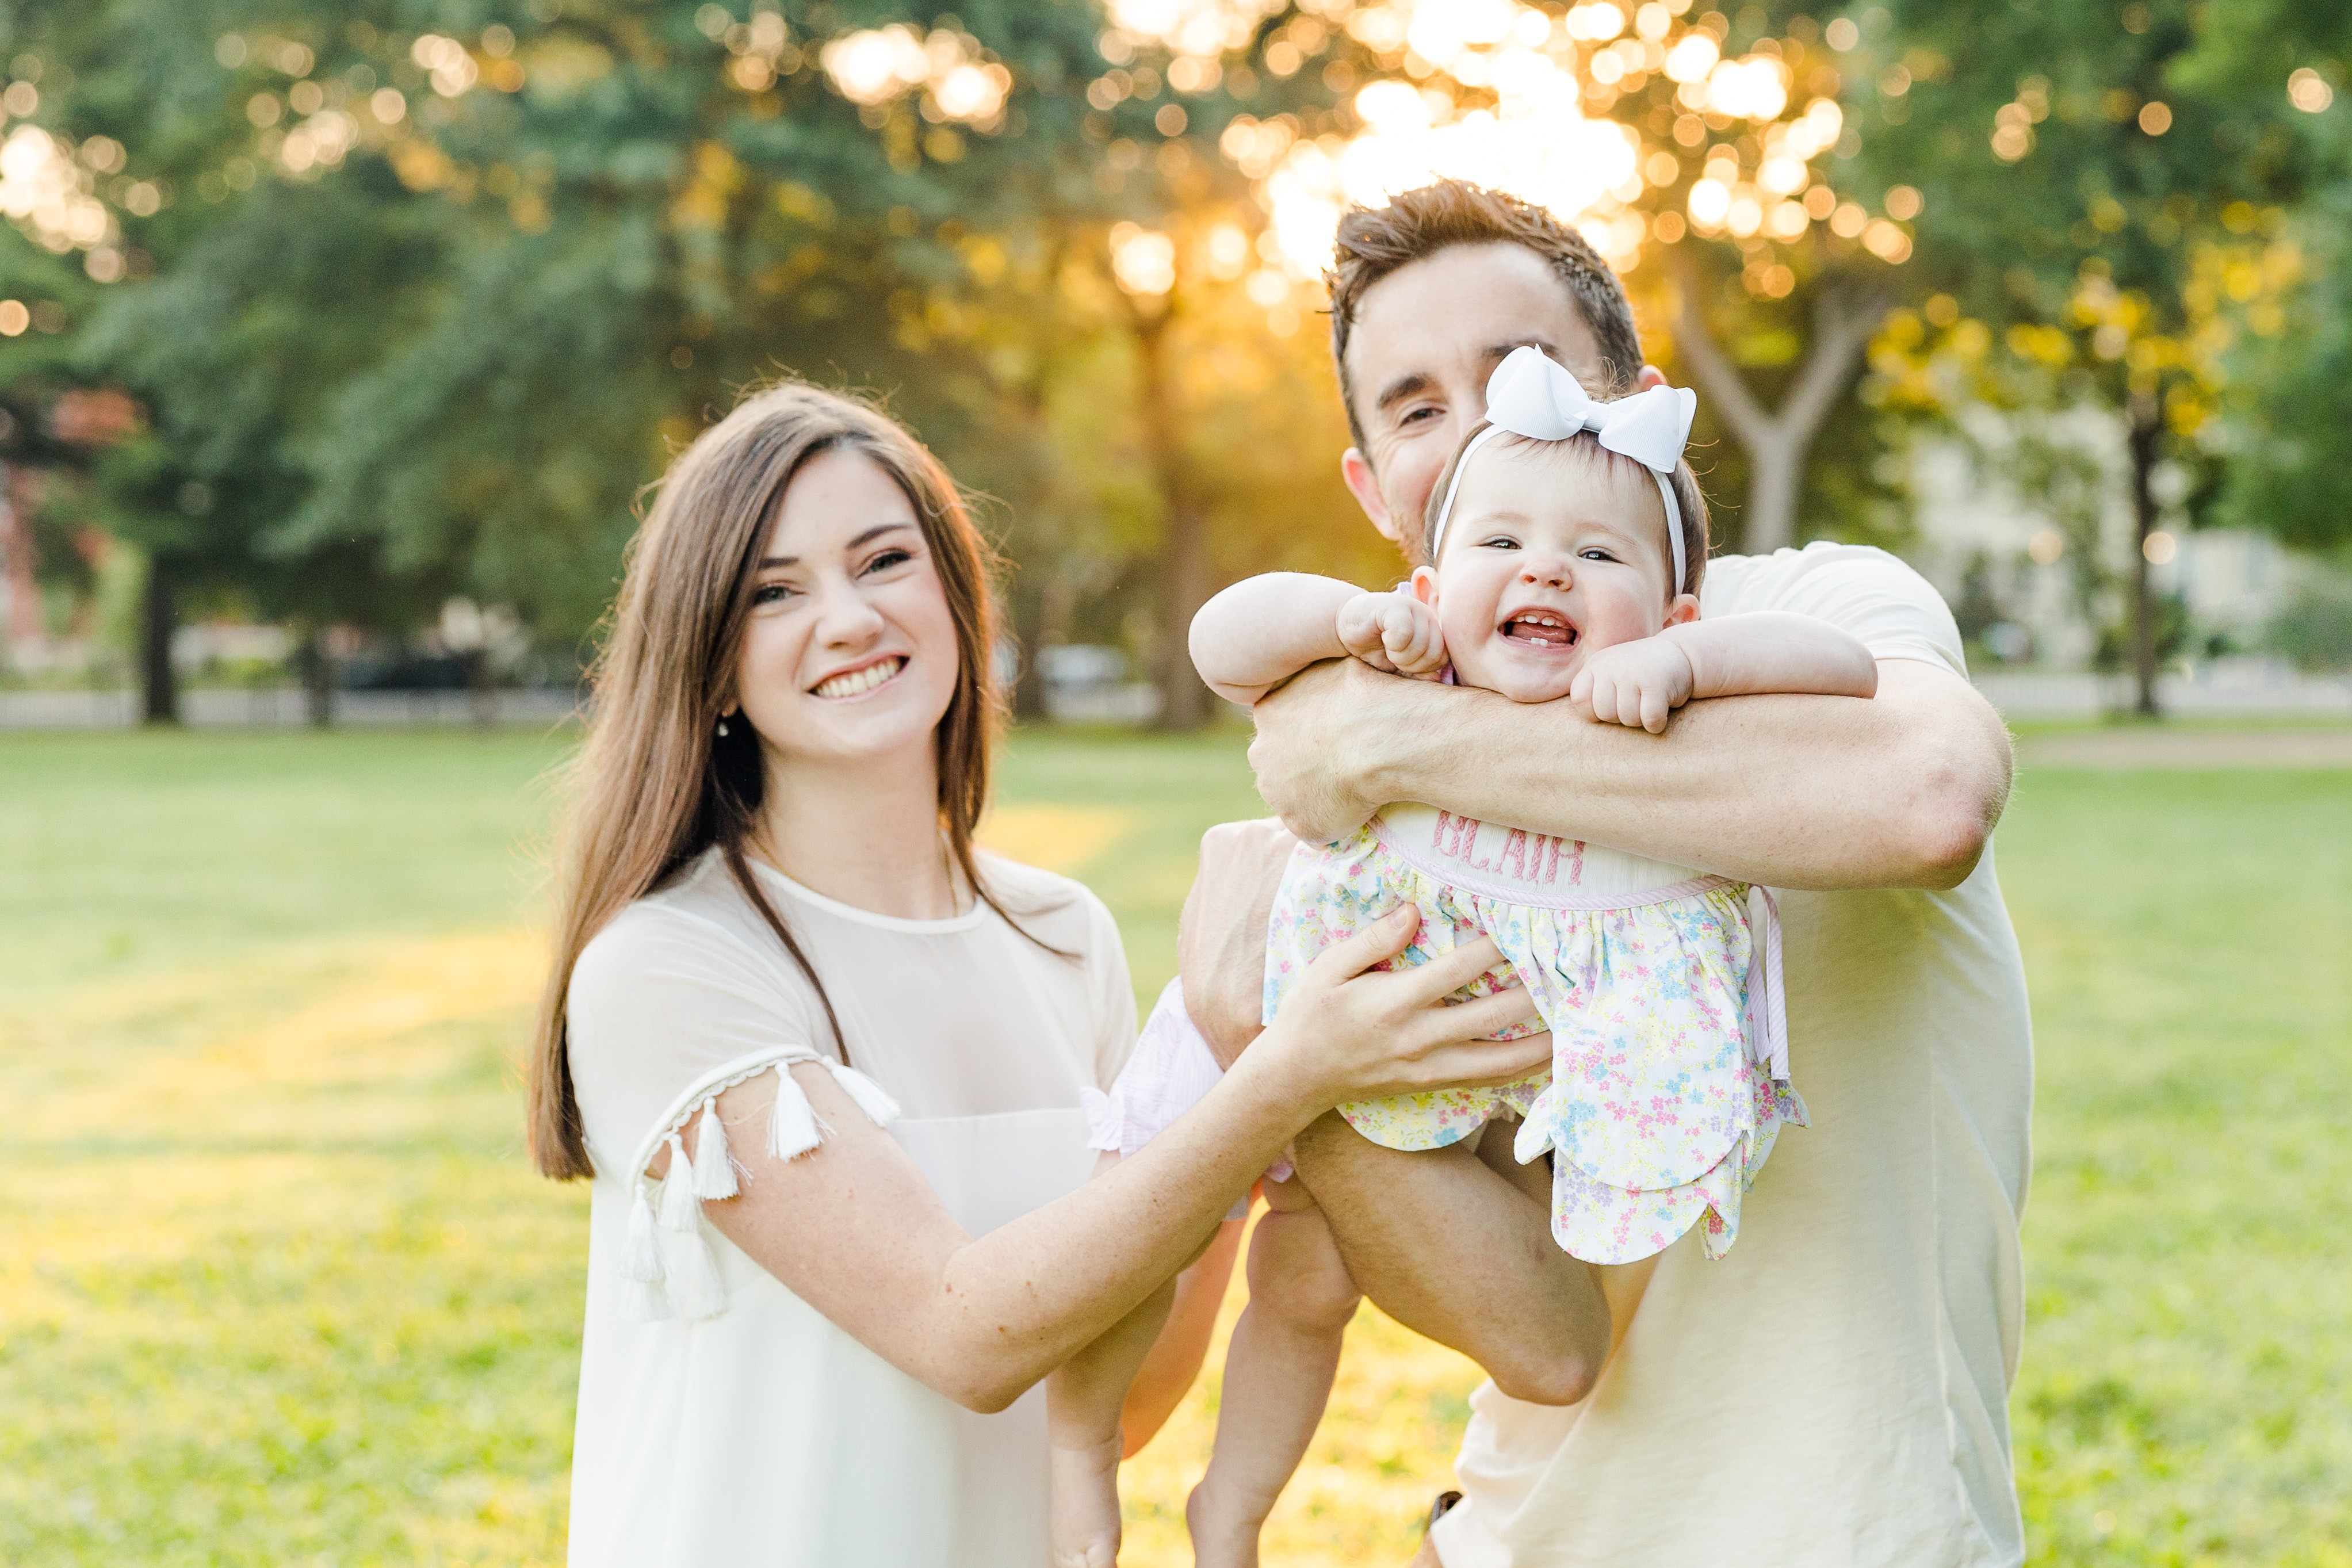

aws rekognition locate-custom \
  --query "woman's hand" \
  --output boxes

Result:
[1247,904,1550,1109]
[1570,636,1696,735]
[1336,591,1448,678]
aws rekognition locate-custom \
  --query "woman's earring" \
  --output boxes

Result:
[716,714,731,738]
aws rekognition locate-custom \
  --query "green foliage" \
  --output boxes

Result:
[2264,574,2352,670]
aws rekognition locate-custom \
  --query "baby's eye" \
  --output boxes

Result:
[1477,534,1521,550]
[1578,548,1619,562]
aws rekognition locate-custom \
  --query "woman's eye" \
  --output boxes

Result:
[863,546,915,575]
[750,582,794,605]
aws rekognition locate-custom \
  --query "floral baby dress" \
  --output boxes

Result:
[1263,804,1806,1264]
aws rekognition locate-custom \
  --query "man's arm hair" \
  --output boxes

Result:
[1248,656,2010,891]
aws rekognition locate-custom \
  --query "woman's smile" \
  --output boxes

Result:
[809,653,909,701]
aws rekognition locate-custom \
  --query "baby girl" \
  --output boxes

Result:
[1045,347,1879,1567]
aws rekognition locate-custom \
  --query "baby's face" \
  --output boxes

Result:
[1416,439,1695,703]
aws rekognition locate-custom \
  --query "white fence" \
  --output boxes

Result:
[0,687,584,729]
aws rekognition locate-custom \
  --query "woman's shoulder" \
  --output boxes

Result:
[975,849,1114,933]
[571,852,808,1011]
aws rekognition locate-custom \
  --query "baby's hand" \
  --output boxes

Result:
[1571,637,1695,734]
[1336,592,1447,678]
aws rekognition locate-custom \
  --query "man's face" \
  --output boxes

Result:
[1339,241,1620,567]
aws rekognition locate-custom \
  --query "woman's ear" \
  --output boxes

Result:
[1411,565,1441,606]
[1664,592,1701,626]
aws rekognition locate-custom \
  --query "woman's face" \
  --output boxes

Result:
[732,446,959,773]
[1414,438,1694,704]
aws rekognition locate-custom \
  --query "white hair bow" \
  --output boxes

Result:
[1430,345,1700,592]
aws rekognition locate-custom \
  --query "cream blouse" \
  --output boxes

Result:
[563,846,1136,1567]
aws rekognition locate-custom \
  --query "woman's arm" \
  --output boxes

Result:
[1571,612,1879,735]
[692,913,1559,1414]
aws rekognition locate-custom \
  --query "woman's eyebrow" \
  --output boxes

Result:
[756,520,916,568]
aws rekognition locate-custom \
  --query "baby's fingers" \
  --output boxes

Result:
[1584,668,1627,726]
[1640,686,1672,733]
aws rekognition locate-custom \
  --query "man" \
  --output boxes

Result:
[1179,181,2032,1566]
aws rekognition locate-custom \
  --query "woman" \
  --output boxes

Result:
[529,382,1550,1567]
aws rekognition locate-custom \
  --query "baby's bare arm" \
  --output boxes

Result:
[1662,611,1879,701]
[1189,573,1367,706]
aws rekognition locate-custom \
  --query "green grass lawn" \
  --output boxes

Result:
[1,726,2345,1566]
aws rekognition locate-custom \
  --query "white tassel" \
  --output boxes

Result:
[692,1100,739,1200]
[620,1184,664,1283]
[768,1064,826,1159]
[623,1276,670,1323]
[658,1134,701,1231]
[667,1229,729,1321]
[827,1062,902,1127]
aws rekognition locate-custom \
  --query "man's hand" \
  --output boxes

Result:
[1570,636,1695,735]
[1336,591,1447,678]
[1176,819,1296,1068]
[1248,657,1435,843]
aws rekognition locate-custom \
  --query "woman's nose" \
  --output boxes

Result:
[812,580,888,645]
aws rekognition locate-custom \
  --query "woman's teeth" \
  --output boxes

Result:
[812,659,904,699]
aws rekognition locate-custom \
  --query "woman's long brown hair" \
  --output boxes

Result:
[529,381,1018,1181]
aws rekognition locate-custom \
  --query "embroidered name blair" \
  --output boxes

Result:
[1428,811,1584,887]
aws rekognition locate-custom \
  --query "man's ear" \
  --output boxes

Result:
[1664,591,1701,626]
[1410,565,1441,606]
[1635,363,1669,391]
[1341,448,1406,550]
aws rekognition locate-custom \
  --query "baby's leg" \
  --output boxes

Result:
[1045,1152,1180,1568]
[1188,1176,1363,1568]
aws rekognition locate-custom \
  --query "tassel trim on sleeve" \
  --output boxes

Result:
[621,1053,903,1325]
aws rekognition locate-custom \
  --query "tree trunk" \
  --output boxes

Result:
[0,462,45,664]
[139,555,179,726]
[1741,439,1804,564]
[2125,393,2163,719]
[466,647,496,729]
[296,625,335,728]
[1134,306,1214,730]
[1672,262,1885,555]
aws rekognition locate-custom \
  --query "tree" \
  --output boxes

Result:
[1852,0,2339,714]
[1114,2,1929,558]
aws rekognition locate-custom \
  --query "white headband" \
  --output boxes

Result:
[1429,346,1700,593]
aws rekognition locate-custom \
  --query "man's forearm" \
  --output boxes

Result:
[1288,1114,1607,1406]
[1262,656,2009,890]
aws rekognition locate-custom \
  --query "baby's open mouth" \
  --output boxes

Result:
[810,656,906,699]
[1500,611,1579,649]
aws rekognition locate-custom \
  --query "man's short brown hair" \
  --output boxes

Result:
[1325,181,1646,456]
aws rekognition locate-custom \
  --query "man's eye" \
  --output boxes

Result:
[1398,405,1443,427]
